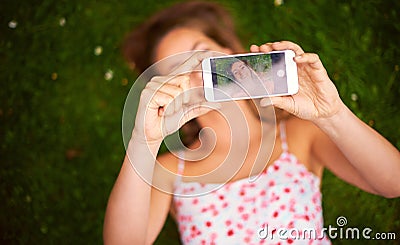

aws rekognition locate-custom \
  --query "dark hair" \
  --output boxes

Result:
[122,1,245,147]
[122,1,289,147]
[227,59,251,81]
[122,1,244,73]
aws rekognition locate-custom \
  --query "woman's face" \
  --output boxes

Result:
[154,28,231,87]
[153,27,263,126]
[231,61,252,83]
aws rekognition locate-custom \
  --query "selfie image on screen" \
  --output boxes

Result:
[211,53,288,100]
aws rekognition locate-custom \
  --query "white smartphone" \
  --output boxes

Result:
[202,50,298,102]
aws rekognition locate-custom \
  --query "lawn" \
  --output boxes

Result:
[1,0,399,244]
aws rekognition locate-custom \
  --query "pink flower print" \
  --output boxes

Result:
[246,228,254,236]
[190,225,201,239]
[261,200,268,208]
[269,180,275,187]
[212,210,219,216]
[285,172,293,178]
[180,224,187,232]
[244,196,256,203]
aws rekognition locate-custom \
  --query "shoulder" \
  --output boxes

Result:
[152,151,182,193]
[156,151,181,174]
[285,116,321,139]
[283,116,318,151]
[284,116,326,176]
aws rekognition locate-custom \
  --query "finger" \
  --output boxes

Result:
[162,75,191,105]
[271,41,305,56]
[259,98,273,107]
[174,90,183,115]
[149,75,191,104]
[148,90,175,116]
[179,75,190,104]
[147,80,183,98]
[258,43,274,53]
[181,102,221,125]
[149,75,167,83]
[294,53,324,69]
[170,51,211,76]
[250,44,260,52]
[270,96,296,115]
[155,86,182,117]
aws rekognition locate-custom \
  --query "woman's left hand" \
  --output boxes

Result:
[251,41,345,122]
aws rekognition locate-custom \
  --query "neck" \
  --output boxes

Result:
[194,100,266,153]
[183,100,278,181]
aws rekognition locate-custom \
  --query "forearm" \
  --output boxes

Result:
[315,103,400,197]
[103,137,162,244]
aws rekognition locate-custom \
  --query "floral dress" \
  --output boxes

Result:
[173,122,331,245]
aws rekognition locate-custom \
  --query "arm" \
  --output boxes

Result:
[103,139,172,245]
[313,104,400,198]
[252,41,400,198]
[103,52,215,244]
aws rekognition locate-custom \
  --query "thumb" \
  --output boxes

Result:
[267,96,296,115]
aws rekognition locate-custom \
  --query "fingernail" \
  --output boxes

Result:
[294,55,303,62]
[260,98,272,107]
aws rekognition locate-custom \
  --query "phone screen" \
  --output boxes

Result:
[209,53,288,100]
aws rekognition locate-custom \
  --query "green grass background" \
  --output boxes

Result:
[1,0,399,244]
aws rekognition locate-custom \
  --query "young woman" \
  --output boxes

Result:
[103,1,400,244]
[228,59,276,97]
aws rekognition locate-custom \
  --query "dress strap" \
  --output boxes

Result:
[279,121,289,152]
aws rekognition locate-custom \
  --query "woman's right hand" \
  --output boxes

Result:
[132,52,218,144]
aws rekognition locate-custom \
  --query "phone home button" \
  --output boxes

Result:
[277,69,285,78]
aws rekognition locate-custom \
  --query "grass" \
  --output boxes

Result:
[1,0,399,244]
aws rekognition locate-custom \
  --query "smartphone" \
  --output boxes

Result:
[202,50,298,102]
